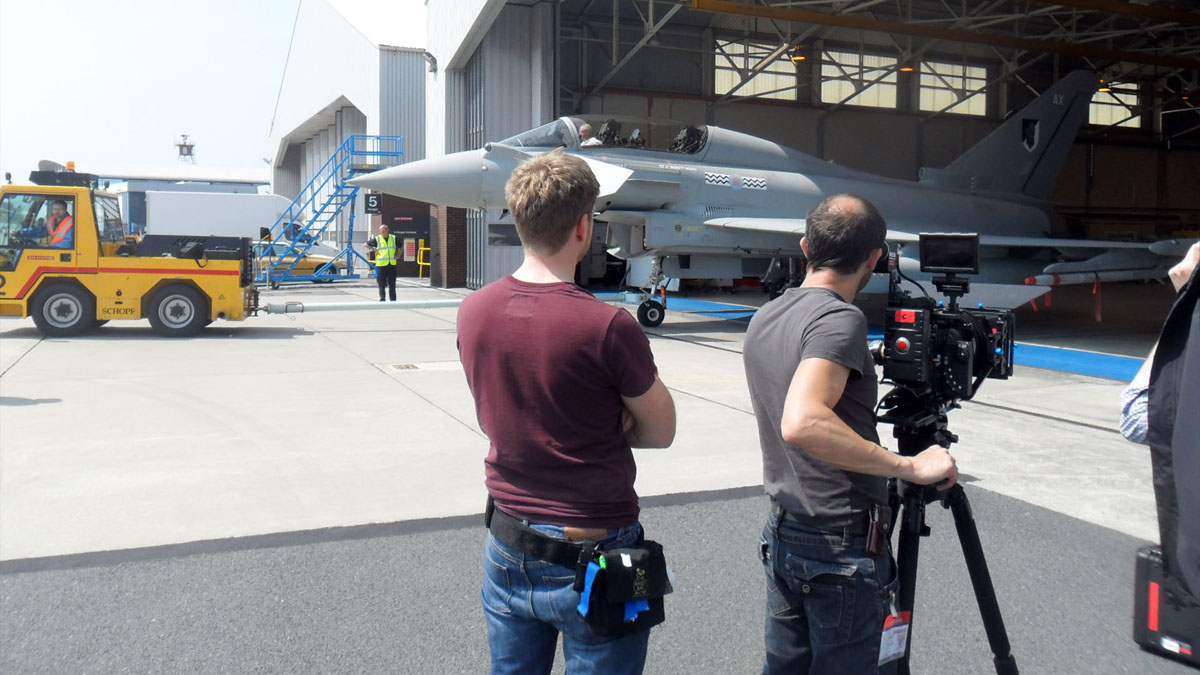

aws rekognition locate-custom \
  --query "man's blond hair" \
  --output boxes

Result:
[505,150,600,256]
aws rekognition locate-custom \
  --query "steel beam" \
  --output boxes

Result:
[920,52,1049,122]
[711,0,889,105]
[686,0,1200,71]
[713,36,803,104]
[588,3,683,97]
[1025,0,1200,28]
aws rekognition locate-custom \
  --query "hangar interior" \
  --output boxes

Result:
[421,0,1198,288]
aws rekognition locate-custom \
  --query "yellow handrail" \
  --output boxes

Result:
[417,238,431,278]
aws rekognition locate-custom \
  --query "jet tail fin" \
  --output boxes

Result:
[920,70,1098,200]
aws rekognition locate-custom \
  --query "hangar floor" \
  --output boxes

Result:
[0,278,1191,674]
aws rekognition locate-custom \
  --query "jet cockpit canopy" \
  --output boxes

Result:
[500,117,709,155]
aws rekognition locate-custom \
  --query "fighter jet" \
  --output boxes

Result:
[351,70,1191,327]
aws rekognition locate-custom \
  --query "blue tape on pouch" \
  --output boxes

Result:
[624,598,650,622]
[577,562,602,617]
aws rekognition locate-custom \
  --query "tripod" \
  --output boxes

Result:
[883,407,1019,675]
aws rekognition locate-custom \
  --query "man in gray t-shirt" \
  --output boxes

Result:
[744,194,958,675]
[746,286,886,529]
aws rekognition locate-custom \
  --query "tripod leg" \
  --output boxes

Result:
[894,485,926,675]
[945,486,1019,675]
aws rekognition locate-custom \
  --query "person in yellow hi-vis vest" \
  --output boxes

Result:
[368,223,398,301]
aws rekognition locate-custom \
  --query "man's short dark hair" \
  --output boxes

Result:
[804,194,886,274]
[51,200,68,209]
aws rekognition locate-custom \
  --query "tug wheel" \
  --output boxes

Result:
[31,284,94,337]
[148,285,209,337]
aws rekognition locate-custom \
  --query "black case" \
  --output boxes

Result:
[1133,545,1200,667]
[583,541,670,638]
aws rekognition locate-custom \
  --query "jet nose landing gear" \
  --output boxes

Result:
[637,300,665,327]
[633,256,667,328]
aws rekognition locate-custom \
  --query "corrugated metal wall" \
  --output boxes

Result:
[463,3,555,289]
[273,145,303,200]
[465,51,487,290]
[279,105,370,247]
[478,4,553,143]
[379,48,426,162]
[480,9,533,143]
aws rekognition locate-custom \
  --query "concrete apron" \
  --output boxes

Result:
[0,284,1158,561]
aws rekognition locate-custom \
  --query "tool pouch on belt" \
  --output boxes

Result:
[573,539,672,637]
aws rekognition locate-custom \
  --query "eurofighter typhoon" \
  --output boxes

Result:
[351,70,1192,327]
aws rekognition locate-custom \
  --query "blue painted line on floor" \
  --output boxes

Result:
[665,298,757,323]
[609,296,1142,380]
[1014,343,1142,381]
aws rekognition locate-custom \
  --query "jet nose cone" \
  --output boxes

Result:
[349,150,494,209]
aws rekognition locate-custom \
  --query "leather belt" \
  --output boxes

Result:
[487,506,598,569]
[769,497,870,537]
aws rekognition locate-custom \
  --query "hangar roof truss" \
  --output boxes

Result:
[560,0,1199,136]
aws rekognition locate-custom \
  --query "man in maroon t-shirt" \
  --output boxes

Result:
[457,150,676,674]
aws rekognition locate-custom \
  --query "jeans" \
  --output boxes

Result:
[760,511,900,675]
[376,263,397,300]
[482,522,651,675]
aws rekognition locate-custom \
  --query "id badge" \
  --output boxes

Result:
[878,610,911,666]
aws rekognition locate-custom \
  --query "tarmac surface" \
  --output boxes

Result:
[0,278,1191,674]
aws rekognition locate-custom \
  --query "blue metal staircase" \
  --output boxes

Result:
[257,134,404,286]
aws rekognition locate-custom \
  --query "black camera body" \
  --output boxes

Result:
[883,297,1015,401]
[880,234,1015,412]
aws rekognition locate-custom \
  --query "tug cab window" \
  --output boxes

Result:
[93,194,125,243]
[0,193,75,270]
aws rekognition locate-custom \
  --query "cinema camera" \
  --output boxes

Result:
[872,233,1021,675]
[876,233,1016,428]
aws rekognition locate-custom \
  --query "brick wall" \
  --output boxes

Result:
[430,205,467,288]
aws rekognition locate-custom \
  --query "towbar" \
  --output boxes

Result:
[262,299,464,314]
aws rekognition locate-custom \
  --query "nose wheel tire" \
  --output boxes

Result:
[148,285,209,337]
[636,300,665,328]
[31,285,95,337]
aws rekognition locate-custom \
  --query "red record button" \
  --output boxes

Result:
[895,337,911,353]
[895,310,917,324]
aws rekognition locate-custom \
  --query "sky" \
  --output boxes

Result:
[0,0,300,179]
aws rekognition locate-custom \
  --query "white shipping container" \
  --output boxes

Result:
[144,191,293,238]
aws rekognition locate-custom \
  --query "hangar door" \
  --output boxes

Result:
[381,194,430,277]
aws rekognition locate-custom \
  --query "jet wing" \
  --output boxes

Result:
[704,217,921,244]
[978,235,1147,250]
[1150,239,1200,257]
[986,236,1198,286]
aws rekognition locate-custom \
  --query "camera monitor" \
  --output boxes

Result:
[919,233,979,275]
